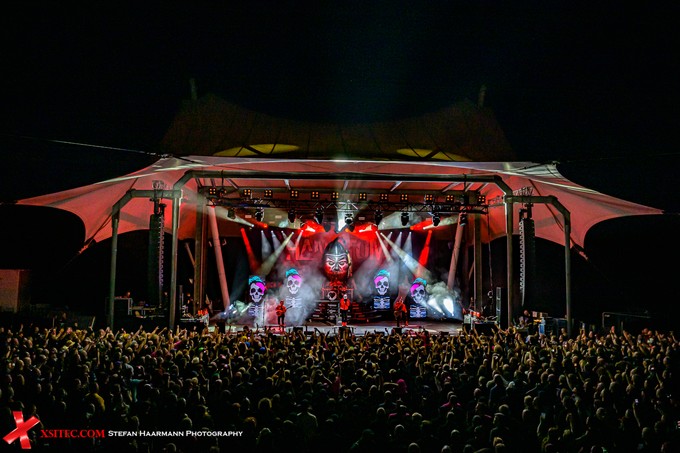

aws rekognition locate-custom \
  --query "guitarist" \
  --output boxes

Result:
[393,296,407,327]
[275,299,287,328]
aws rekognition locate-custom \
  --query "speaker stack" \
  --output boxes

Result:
[147,205,166,307]
[519,214,536,307]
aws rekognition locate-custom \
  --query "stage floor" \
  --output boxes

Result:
[217,319,465,336]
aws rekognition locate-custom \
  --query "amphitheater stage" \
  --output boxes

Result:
[214,318,469,336]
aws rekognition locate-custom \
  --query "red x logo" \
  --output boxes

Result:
[3,411,40,449]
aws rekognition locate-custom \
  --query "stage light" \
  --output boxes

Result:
[374,209,383,226]
[264,189,273,198]
[255,208,264,222]
[445,194,456,202]
[432,213,440,227]
[401,212,409,226]
[314,207,324,224]
[358,192,367,201]
[459,212,468,226]
[288,209,296,223]
[331,192,339,201]
[207,187,218,197]
[219,188,230,198]
[424,194,434,203]
[311,191,320,200]
[400,194,409,202]
[227,208,236,219]
[477,194,487,204]
[380,193,389,202]
[345,213,354,225]
[290,190,299,199]
[241,189,252,199]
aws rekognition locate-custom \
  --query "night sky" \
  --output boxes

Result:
[0,3,678,325]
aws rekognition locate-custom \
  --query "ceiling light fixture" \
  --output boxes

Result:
[459,212,468,226]
[401,212,409,226]
[314,207,324,224]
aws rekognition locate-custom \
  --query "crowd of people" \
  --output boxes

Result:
[0,321,677,452]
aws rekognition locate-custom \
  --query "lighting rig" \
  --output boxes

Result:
[199,187,489,227]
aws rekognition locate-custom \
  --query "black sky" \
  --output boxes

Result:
[2,3,678,163]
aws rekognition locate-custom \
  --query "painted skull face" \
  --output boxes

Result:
[249,281,265,303]
[375,276,390,296]
[411,283,427,304]
[286,275,302,295]
[323,239,351,281]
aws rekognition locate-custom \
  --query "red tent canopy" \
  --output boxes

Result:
[18,157,662,249]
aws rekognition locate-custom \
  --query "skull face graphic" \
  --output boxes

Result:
[323,238,352,283]
[249,281,265,304]
[410,279,428,305]
[286,274,302,295]
[374,275,390,296]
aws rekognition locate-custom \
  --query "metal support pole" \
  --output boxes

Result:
[564,214,572,337]
[446,216,466,290]
[194,197,206,316]
[107,213,120,328]
[208,206,230,312]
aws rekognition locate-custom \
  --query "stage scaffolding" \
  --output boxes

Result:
[106,169,574,336]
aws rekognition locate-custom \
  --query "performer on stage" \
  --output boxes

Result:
[393,296,407,327]
[339,294,351,327]
[275,300,287,328]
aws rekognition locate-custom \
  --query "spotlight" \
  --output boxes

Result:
[374,210,383,226]
[445,194,456,202]
[311,191,320,200]
[379,193,389,202]
[400,194,409,202]
[345,213,354,226]
[227,208,236,219]
[207,187,218,197]
[459,213,468,226]
[288,209,296,223]
[290,190,299,199]
[241,189,252,199]
[424,194,434,203]
[255,208,264,222]
[400,212,409,226]
[314,207,324,224]
[264,189,273,198]
[432,213,440,227]
[331,192,339,201]
[358,192,367,201]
